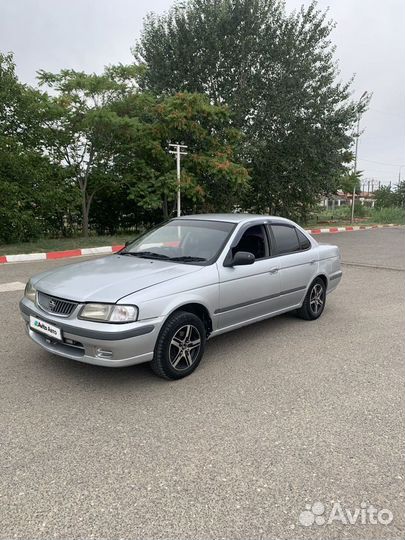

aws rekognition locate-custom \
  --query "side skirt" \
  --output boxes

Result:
[209,303,302,339]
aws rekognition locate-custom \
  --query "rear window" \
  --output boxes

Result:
[271,225,300,254]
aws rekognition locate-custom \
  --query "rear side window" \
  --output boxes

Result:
[271,225,300,254]
[297,229,311,250]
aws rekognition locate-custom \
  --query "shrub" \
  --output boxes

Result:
[369,207,405,224]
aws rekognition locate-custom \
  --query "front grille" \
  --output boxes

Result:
[37,291,77,317]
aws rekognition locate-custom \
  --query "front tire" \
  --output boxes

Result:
[297,278,326,320]
[150,311,206,380]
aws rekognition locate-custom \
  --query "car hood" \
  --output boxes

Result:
[33,254,202,303]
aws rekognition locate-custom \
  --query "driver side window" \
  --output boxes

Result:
[232,225,269,260]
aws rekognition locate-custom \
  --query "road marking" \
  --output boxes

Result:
[0,281,26,292]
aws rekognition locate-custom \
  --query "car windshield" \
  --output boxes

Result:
[121,219,235,264]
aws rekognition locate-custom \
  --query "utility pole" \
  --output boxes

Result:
[168,143,188,217]
[351,91,368,224]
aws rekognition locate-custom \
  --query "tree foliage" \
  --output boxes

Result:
[113,91,248,218]
[374,183,405,209]
[0,52,73,242]
[37,66,144,236]
[135,0,361,220]
[35,67,248,235]
[339,170,362,194]
[395,180,405,208]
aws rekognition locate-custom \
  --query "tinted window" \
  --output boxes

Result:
[271,225,300,254]
[297,229,311,250]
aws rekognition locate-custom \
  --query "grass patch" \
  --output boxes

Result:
[369,207,405,224]
[304,206,404,227]
[0,234,134,256]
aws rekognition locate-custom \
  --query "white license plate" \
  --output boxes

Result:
[30,315,62,341]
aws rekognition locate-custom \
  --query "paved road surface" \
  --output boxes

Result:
[0,228,404,539]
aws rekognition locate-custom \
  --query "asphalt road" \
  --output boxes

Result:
[0,228,404,540]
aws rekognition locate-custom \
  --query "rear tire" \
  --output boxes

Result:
[150,311,206,380]
[297,278,326,320]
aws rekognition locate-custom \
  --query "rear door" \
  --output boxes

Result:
[268,223,318,309]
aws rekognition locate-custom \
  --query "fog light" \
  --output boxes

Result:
[95,348,113,359]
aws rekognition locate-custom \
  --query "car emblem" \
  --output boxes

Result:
[49,299,56,311]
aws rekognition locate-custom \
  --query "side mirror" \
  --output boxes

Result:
[124,240,130,247]
[232,251,255,266]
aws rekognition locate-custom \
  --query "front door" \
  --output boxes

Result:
[217,224,281,331]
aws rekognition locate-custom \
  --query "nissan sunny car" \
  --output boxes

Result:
[20,214,342,379]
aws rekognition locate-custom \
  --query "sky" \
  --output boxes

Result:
[1,0,404,187]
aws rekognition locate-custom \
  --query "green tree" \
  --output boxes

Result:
[37,65,143,236]
[135,0,360,220]
[395,180,405,208]
[339,170,362,195]
[374,185,399,209]
[113,91,249,219]
[0,52,70,243]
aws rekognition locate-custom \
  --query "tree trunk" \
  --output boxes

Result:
[82,191,89,237]
[82,192,95,237]
[162,194,168,220]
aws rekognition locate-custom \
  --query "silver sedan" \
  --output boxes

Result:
[20,214,342,379]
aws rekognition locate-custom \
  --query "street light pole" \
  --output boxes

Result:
[351,91,368,224]
[168,143,188,217]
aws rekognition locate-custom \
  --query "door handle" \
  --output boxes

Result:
[310,260,316,265]
[269,267,279,274]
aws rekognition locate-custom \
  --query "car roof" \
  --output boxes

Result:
[176,213,293,224]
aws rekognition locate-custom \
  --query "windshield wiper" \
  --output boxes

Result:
[121,252,206,263]
[169,256,207,262]
[121,251,170,260]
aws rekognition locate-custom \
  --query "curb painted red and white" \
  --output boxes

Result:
[0,223,398,264]
[306,223,397,235]
[0,244,124,264]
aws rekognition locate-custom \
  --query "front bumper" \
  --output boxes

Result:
[19,298,163,367]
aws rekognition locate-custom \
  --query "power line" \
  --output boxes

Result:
[358,158,405,167]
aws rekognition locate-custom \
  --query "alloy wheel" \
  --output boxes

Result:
[169,324,202,371]
[310,283,324,315]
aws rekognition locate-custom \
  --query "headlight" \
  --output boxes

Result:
[79,303,138,323]
[109,305,138,322]
[24,280,36,302]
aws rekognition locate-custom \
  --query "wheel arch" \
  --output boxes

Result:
[303,274,328,299]
[315,273,328,289]
[168,302,213,337]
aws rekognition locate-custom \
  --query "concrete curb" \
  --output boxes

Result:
[0,224,398,264]
[307,223,397,235]
[0,244,123,264]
